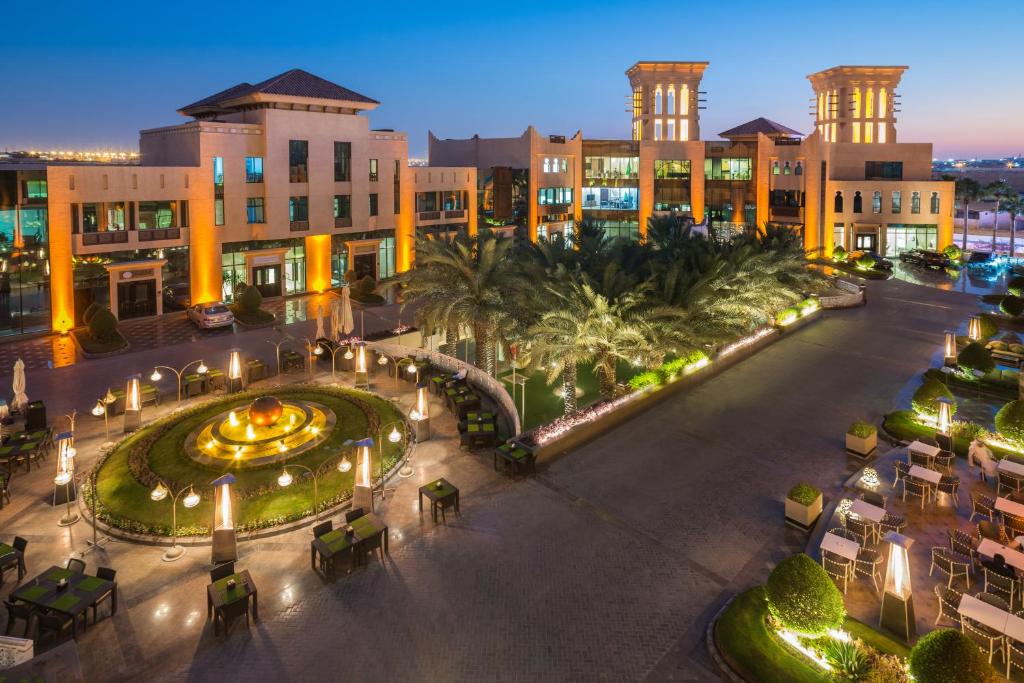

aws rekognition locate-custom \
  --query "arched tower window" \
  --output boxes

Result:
[794,161,803,176]
[654,86,663,115]
[834,191,844,213]
[667,86,675,115]
[853,191,863,213]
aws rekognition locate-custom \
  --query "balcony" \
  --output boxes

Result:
[334,216,352,229]
[289,220,310,232]
[138,227,181,242]
[74,227,187,254]
[81,231,129,246]
[418,211,441,221]
[444,209,466,220]
[770,206,801,218]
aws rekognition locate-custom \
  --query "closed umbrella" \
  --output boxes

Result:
[314,304,326,340]
[340,287,355,338]
[11,359,28,412]
[329,298,342,342]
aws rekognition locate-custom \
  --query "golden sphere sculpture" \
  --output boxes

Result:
[248,396,284,427]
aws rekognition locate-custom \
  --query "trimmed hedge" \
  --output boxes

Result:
[848,420,876,438]
[82,302,100,325]
[996,400,1024,448]
[855,253,875,269]
[979,314,999,340]
[238,283,264,312]
[1002,295,1024,317]
[958,341,995,374]
[87,306,119,342]
[943,244,962,262]
[911,378,956,418]
[908,628,995,683]
[764,553,845,636]
[1010,276,1024,298]
[787,483,820,506]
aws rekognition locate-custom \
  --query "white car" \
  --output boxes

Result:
[186,302,235,329]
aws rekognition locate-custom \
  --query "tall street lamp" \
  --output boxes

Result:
[150,481,201,562]
[53,432,79,527]
[377,353,400,388]
[91,388,117,449]
[318,340,348,380]
[277,457,350,521]
[305,338,324,379]
[151,359,208,402]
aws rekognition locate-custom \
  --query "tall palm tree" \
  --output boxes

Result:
[952,176,981,252]
[986,180,1016,255]
[1006,194,1024,261]
[399,231,525,375]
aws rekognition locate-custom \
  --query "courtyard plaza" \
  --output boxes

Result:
[0,276,983,681]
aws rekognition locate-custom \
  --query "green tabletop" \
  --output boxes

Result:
[0,543,14,557]
[207,368,224,376]
[319,529,354,553]
[15,584,47,601]
[420,479,458,502]
[185,373,201,382]
[76,576,107,592]
[48,593,82,612]
[45,567,73,582]
[213,573,249,606]
[349,514,385,538]
[498,443,530,460]
[467,423,494,433]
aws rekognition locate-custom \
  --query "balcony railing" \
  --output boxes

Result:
[82,231,129,246]
[138,227,181,241]
[444,209,466,219]
[418,211,441,221]
[289,220,310,232]
[334,216,352,228]
[770,206,801,218]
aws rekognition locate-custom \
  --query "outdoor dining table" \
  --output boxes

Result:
[908,464,942,484]
[978,538,1024,572]
[996,496,1024,519]
[908,440,941,466]
[207,569,258,635]
[418,478,460,523]
[959,593,1011,633]
[11,566,116,637]
[309,514,389,577]
[0,541,25,581]
[850,498,886,523]
[999,459,1024,477]
[820,532,860,561]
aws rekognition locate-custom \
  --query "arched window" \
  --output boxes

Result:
[654,86,663,115]
[853,191,863,213]
[931,192,940,214]
[852,87,862,118]
[794,162,803,176]
[872,191,882,214]
[834,191,844,213]
[911,191,921,214]
[772,161,780,175]
[783,161,791,176]
[543,158,550,173]
[865,88,875,118]
[667,86,675,115]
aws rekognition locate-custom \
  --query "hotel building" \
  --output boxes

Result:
[0,63,953,341]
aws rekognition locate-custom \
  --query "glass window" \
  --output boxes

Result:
[213,156,224,226]
[704,158,752,181]
[289,141,308,182]
[369,159,379,182]
[378,235,395,279]
[930,192,940,214]
[783,161,791,176]
[834,191,843,213]
[213,157,224,186]
[543,158,551,173]
[772,161,779,176]
[583,156,639,180]
[214,200,224,227]
[536,187,573,205]
[853,192,863,213]
[654,87,662,115]
[864,161,903,180]
[667,87,675,115]
[106,202,126,230]
[654,160,691,180]
[911,191,921,214]
[884,224,938,257]
[334,142,351,182]
[833,223,845,251]
[24,180,47,199]
[560,158,568,173]
[592,219,639,242]
[891,191,901,214]
[393,159,401,215]
[369,193,379,216]
[666,120,675,141]
[581,187,638,211]
[289,196,308,222]
[331,233,348,287]
[872,191,882,214]
[334,195,351,219]
[246,197,265,224]
[245,157,263,183]
[795,162,803,176]
[654,119,662,141]
[138,200,177,229]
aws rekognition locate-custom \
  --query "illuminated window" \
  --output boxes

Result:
[878,88,888,118]
[681,84,689,115]
[864,121,873,143]
[246,197,264,224]
[865,88,875,118]
[560,158,568,173]
[654,86,663,115]
[772,161,780,176]
[633,121,641,141]
[829,123,836,143]
[667,86,675,115]
[543,158,551,173]
[795,162,803,176]
[632,88,642,118]
[891,191,901,213]
[911,192,921,214]
[654,119,662,141]
[872,191,882,214]
[783,161,791,176]
[878,123,886,144]
[853,87,862,118]
[680,119,689,141]
[931,192,940,214]
[830,90,837,118]
[667,120,675,141]
[654,160,691,179]
[853,122,861,143]
[704,157,752,181]
[818,93,825,121]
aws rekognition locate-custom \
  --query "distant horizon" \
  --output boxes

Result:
[1,0,1020,159]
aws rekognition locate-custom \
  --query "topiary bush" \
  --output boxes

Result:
[238,283,264,312]
[1010,276,1024,298]
[943,244,962,262]
[1002,295,1024,317]
[832,246,847,262]
[855,253,875,270]
[344,270,358,285]
[996,400,1024,447]
[911,378,956,418]
[82,301,100,325]
[979,314,999,340]
[908,628,995,683]
[628,371,661,391]
[356,275,376,296]
[764,553,845,635]
[87,306,119,342]
[958,341,995,374]
[848,420,877,438]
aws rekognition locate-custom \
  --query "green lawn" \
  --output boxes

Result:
[94,387,404,535]
[883,410,1020,460]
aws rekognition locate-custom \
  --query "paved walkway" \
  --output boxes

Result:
[0,276,984,681]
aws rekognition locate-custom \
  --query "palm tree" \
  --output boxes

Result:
[952,177,981,252]
[399,231,525,375]
[986,180,1016,255]
[1006,194,1024,261]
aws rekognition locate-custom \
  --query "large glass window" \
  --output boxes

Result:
[654,160,691,179]
[378,236,395,279]
[213,156,224,226]
[930,192,940,214]
[334,142,351,182]
[138,201,177,229]
[369,193,379,217]
[289,196,308,222]
[289,140,308,183]
[536,187,573,205]
[885,224,938,257]
[911,192,921,214]
[331,233,348,287]
[285,243,306,294]
[334,195,351,219]
[704,158,752,181]
[24,180,47,200]
[593,220,639,242]
[584,156,639,180]
[891,191,902,214]
[0,191,50,337]
[245,157,263,183]
[369,159,378,182]
[872,191,882,214]
[864,161,903,180]
[416,193,437,213]
[246,197,265,224]
[581,187,638,211]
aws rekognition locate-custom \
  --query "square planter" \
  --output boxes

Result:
[785,493,822,531]
[846,431,877,459]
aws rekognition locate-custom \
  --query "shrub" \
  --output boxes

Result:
[979,314,999,340]
[87,306,119,342]
[1000,331,1022,344]
[233,280,249,297]
[764,553,845,635]
[344,270,358,284]
[82,302,100,325]
[797,297,819,314]
[776,307,799,325]
[848,420,876,438]
[628,371,661,391]
[1012,344,1024,355]
[908,628,995,683]
[1010,276,1024,297]
[958,341,995,374]
[855,253,875,270]
[1002,295,1024,317]
[911,378,956,418]
[787,483,821,506]
[943,244,962,262]
[864,652,910,683]
[832,246,847,262]
[988,340,1009,351]
[237,283,263,312]
[996,400,1024,447]
[356,275,376,295]
[819,638,871,681]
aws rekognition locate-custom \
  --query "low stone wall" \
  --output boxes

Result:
[820,279,865,309]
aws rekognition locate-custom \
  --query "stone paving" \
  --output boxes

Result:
[0,276,986,681]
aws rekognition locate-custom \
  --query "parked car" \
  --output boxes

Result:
[162,282,191,310]
[848,250,893,270]
[899,249,950,268]
[186,302,234,329]
[899,249,925,265]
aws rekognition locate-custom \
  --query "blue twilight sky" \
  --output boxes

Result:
[2,0,1021,159]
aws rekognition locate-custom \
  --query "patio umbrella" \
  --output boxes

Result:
[11,358,28,412]
[339,287,355,338]
[314,304,325,340]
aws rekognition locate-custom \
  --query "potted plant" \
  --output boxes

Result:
[845,420,877,458]
[785,483,822,530]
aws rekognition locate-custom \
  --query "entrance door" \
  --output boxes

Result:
[353,253,377,281]
[253,265,282,298]
[855,233,877,252]
[117,281,156,319]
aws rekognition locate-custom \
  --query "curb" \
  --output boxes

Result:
[705,593,747,683]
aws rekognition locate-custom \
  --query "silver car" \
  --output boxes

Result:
[186,302,234,329]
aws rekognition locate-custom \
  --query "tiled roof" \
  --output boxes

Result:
[718,117,803,139]
[180,69,378,113]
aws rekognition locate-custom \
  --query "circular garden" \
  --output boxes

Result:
[91,385,407,537]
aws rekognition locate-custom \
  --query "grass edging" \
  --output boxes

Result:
[882,409,1021,461]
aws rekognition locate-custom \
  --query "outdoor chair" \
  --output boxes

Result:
[1000,470,1024,497]
[34,612,76,649]
[971,493,998,523]
[844,516,876,546]
[92,567,117,623]
[4,599,33,637]
[357,533,385,566]
[878,513,907,536]
[979,520,1012,546]
[935,453,955,476]
[963,615,1006,664]
[210,562,235,583]
[1006,513,1024,539]
[978,590,1012,612]
[345,508,364,523]
[821,549,852,594]
[984,568,1018,611]
[929,547,972,590]
[933,584,963,627]
[937,432,954,454]
[0,475,9,509]
[312,521,333,538]
[828,527,860,544]
[0,537,26,584]
[949,528,979,565]
[938,475,961,506]
[909,450,934,469]
[1012,491,1024,505]
[902,477,932,510]
[65,558,86,575]
[853,547,883,593]
[214,594,250,637]
[859,491,886,509]
[1007,615,1024,681]
[892,461,911,487]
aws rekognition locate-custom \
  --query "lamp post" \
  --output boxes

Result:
[968,315,982,342]
[879,531,915,642]
[267,337,288,378]
[151,359,208,402]
[377,353,400,388]
[91,389,117,449]
[351,437,374,512]
[277,458,348,521]
[409,381,430,442]
[305,338,323,379]
[211,474,237,564]
[149,481,200,562]
[318,340,348,380]
[943,330,957,367]
[53,432,79,527]
[81,465,111,555]
[375,421,408,496]
[353,342,369,389]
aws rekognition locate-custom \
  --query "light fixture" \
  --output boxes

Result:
[91,401,105,417]
[968,316,982,342]
[54,470,71,486]
[406,363,417,374]
[278,469,293,488]
[197,361,209,375]
[227,351,241,381]
[183,487,200,509]
[228,411,239,427]
[880,531,916,641]
[943,331,956,365]
[388,426,401,443]
[936,397,953,436]
[338,456,352,472]
[313,345,323,356]
[125,376,141,412]
[377,355,388,366]
[344,348,354,360]
[150,368,162,382]
[245,424,256,441]
[150,482,169,502]
[105,389,116,404]
[278,441,287,453]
